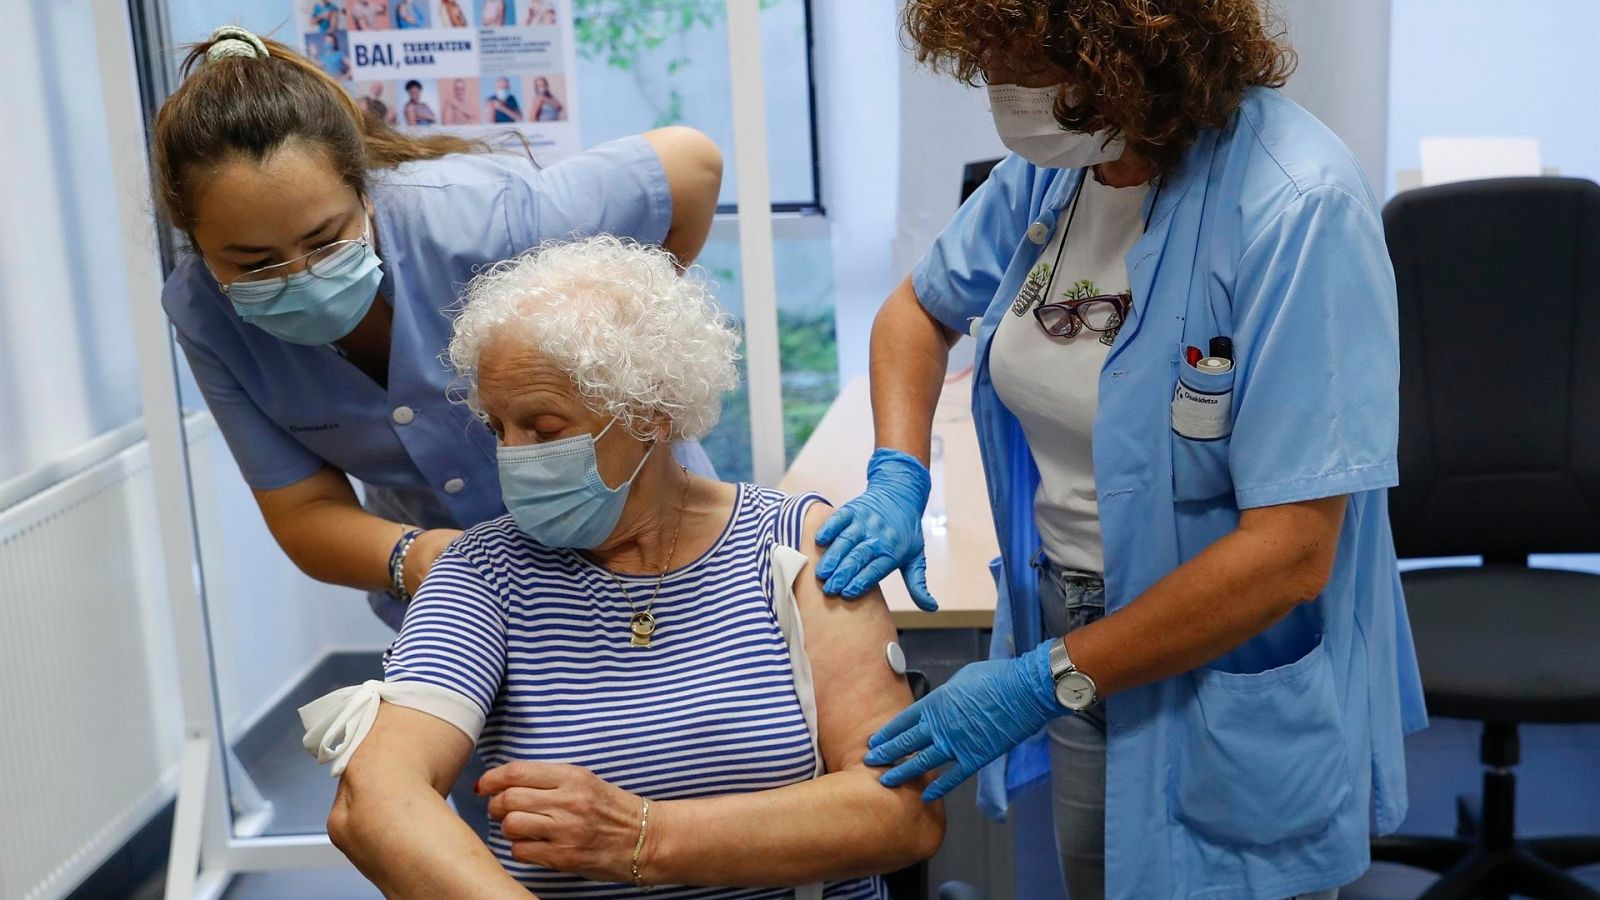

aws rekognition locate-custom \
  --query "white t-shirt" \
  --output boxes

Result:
[990,175,1150,574]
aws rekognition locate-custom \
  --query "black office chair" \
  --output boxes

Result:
[1373,177,1600,899]
[961,159,1004,205]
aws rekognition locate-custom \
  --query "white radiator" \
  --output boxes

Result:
[0,425,183,900]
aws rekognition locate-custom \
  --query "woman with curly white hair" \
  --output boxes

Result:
[300,235,945,899]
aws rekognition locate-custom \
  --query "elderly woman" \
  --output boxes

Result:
[300,236,944,899]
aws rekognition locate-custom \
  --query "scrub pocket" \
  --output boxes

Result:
[1172,637,1353,845]
[1170,345,1235,502]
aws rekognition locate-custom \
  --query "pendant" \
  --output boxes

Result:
[630,611,656,648]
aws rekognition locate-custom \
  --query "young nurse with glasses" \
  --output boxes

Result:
[152,26,724,631]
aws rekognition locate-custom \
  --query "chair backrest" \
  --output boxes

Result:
[1385,177,1600,559]
[961,158,1004,204]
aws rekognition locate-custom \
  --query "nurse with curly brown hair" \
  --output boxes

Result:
[823,3,1426,898]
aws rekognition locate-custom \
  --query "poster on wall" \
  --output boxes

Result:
[297,0,579,162]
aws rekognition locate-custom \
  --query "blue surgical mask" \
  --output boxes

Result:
[494,88,510,101]
[499,418,656,548]
[221,216,384,345]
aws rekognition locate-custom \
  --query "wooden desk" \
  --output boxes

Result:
[780,374,1000,630]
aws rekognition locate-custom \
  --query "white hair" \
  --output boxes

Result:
[448,235,741,442]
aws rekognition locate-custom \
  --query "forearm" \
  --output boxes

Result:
[1066,502,1344,696]
[869,278,958,465]
[255,471,404,593]
[283,504,402,592]
[644,768,940,887]
[331,775,530,899]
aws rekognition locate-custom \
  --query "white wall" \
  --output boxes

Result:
[1278,0,1392,192]
[1387,0,1600,194]
[892,61,1007,279]
[813,0,905,382]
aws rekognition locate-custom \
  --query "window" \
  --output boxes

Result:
[572,0,819,211]
[696,231,836,483]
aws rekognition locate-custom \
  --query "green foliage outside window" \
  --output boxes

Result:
[572,0,779,128]
[700,307,838,484]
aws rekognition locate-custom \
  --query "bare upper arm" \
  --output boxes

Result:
[642,126,722,262]
[341,702,476,797]
[789,502,915,774]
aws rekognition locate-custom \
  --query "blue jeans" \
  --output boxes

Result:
[1035,556,1339,900]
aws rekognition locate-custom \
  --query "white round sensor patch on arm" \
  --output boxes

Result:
[885,641,908,675]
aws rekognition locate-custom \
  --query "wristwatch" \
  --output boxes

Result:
[1049,638,1098,711]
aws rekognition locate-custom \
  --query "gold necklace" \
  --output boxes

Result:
[601,465,690,648]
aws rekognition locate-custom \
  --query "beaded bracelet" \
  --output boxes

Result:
[389,528,423,603]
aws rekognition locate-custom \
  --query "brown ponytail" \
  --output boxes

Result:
[152,32,493,231]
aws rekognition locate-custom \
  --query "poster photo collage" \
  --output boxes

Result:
[299,0,576,154]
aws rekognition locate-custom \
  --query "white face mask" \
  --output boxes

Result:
[987,83,1124,171]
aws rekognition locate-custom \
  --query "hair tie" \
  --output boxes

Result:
[206,25,269,63]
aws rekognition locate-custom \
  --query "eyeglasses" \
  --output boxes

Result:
[213,214,372,304]
[1033,292,1132,339]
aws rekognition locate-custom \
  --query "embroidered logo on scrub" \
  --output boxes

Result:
[1015,265,1125,347]
[1012,262,1052,316]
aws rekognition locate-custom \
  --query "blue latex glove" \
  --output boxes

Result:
[864,639,1064,802]
[815,448,937,610]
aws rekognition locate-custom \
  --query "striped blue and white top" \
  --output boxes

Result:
[383,483,889,900]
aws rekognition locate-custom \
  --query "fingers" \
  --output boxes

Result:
[923,764,972,803]
[813,506,854,547]
[841,554,898,599]
[904,554,939,612]
[476,760,569,795]
[509,838,557,867]
[815,520,864,581]
[824,539,882,595]
[881,745,953,788]
[868,698,925,750]
[863,720,932,767]
[486,785,556,821]
[501,809,557,841]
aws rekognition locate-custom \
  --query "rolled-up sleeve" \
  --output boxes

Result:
[383,547,507,718]
[911,153,1036,334]
[508,135,673,251]
[1229,185,1401,509]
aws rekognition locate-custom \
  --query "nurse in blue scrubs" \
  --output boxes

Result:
[819,3,1428,898]
[151,28,723,628]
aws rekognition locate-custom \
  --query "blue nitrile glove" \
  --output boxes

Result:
[864,639,1063,802]
[814,448,938,610]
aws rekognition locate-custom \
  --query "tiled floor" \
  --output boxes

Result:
[127,657,1600,900]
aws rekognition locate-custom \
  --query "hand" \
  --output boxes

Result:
[402,528,463,597]
[864,640,1062,802]
[478,762,648,883]
[815,448,938,610]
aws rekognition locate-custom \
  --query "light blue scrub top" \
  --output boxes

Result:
[913,89,1428,899]
[164,136,711,629]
